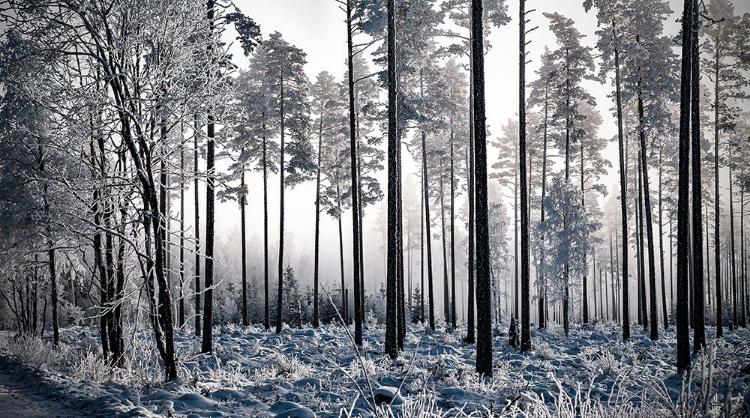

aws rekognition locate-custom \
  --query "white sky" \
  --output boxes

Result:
[211,0,750,311]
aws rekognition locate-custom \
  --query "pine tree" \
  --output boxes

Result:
[544,11,596,336]
[310,71,346,328]
[263,32,313,334]
[585,0,631,339]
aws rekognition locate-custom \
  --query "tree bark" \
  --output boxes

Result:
[420,71,436,331]
[194,115,202,336]
[385,0,399,359]
[263,119,270,330]
[730,168,738,329]
[346,0,363,344]
[690,0,705,350]
[440,159,450,326]
[201,109,215,352]
[713,2,723,338]
[519,0,531,352]
[241,172,248,326]
[612,19,630,340]
[658,145,668,329]
[450,127,457,329]
[313,100,324,328]
[179,136,186,328]
[636,84,658,340]
[472,0,492,377]
[676,0,693,373]
[276,79,286,334]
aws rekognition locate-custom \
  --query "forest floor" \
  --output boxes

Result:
[0,322,749,417]
[0,360,80,418]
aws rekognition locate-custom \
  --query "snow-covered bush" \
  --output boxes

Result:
[6,334,66,368]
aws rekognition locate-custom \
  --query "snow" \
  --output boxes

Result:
[0,323,748,417]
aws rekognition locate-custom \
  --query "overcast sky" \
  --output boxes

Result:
[211,0,750,304]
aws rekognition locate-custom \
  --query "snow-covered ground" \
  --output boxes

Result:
[0,323,748,417]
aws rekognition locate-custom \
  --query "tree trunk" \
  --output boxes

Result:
[593,250,598,319]
[612,19,630,340]
[420,71,436,331]
[337,179,347,324]
[563,48,571,338]
[730,168,738,329]
[740,188,746,327]
[538,82,549,329]
[385,0,399,359]
[472,0,492,377]
[440,159,450,326]
[241,172,248,326]
[346,1,363,344]
[634,167,648,331]
[690,0,705,350]
[637,86,658,340]
[581,134,588,324]
[450,126,457,329]
[201,109,215,353]
[421,170,425,324]
[194,115,202,336]
[276,81,286,334]
[713,2,723,338]
[263,120,270,330]
[313,102,323,328]
[179,136,186,328]
[519,0,531,351]
[658,145,668,329]
[676,0,693,372]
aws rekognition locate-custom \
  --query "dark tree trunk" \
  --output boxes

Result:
[450,127,457,329]
[519,0,531,352]
[740,189,747,327]
[313,102,324,328]
[612,19,630,340]
[263,122,270,330]
[538,84,549,330]
[610,231,615,321]
[276,80,286,334]
[690,0,705,350]
[179,138,186,328]
[346,0,363,344]
[420,72,436,331]
[636,86,658,340]
[397,146,405,350]
[47,238,59,345]
[337,179,347,324]
[563,48,571,338]
[472,0,492,377]
[593,250,598,319]
[194,115,202,336]
[676,0,693,373]
[241,172,248,326]
[636,166,646,328]
[385,0,399,359]
[421,171,425,324]
[659,146,668,329]
[730,168,738,329]
[713,23,723,337]
[201,110,215,353]
[440,159,450,326]
[581,136,588,324]
[514,169,519,320]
